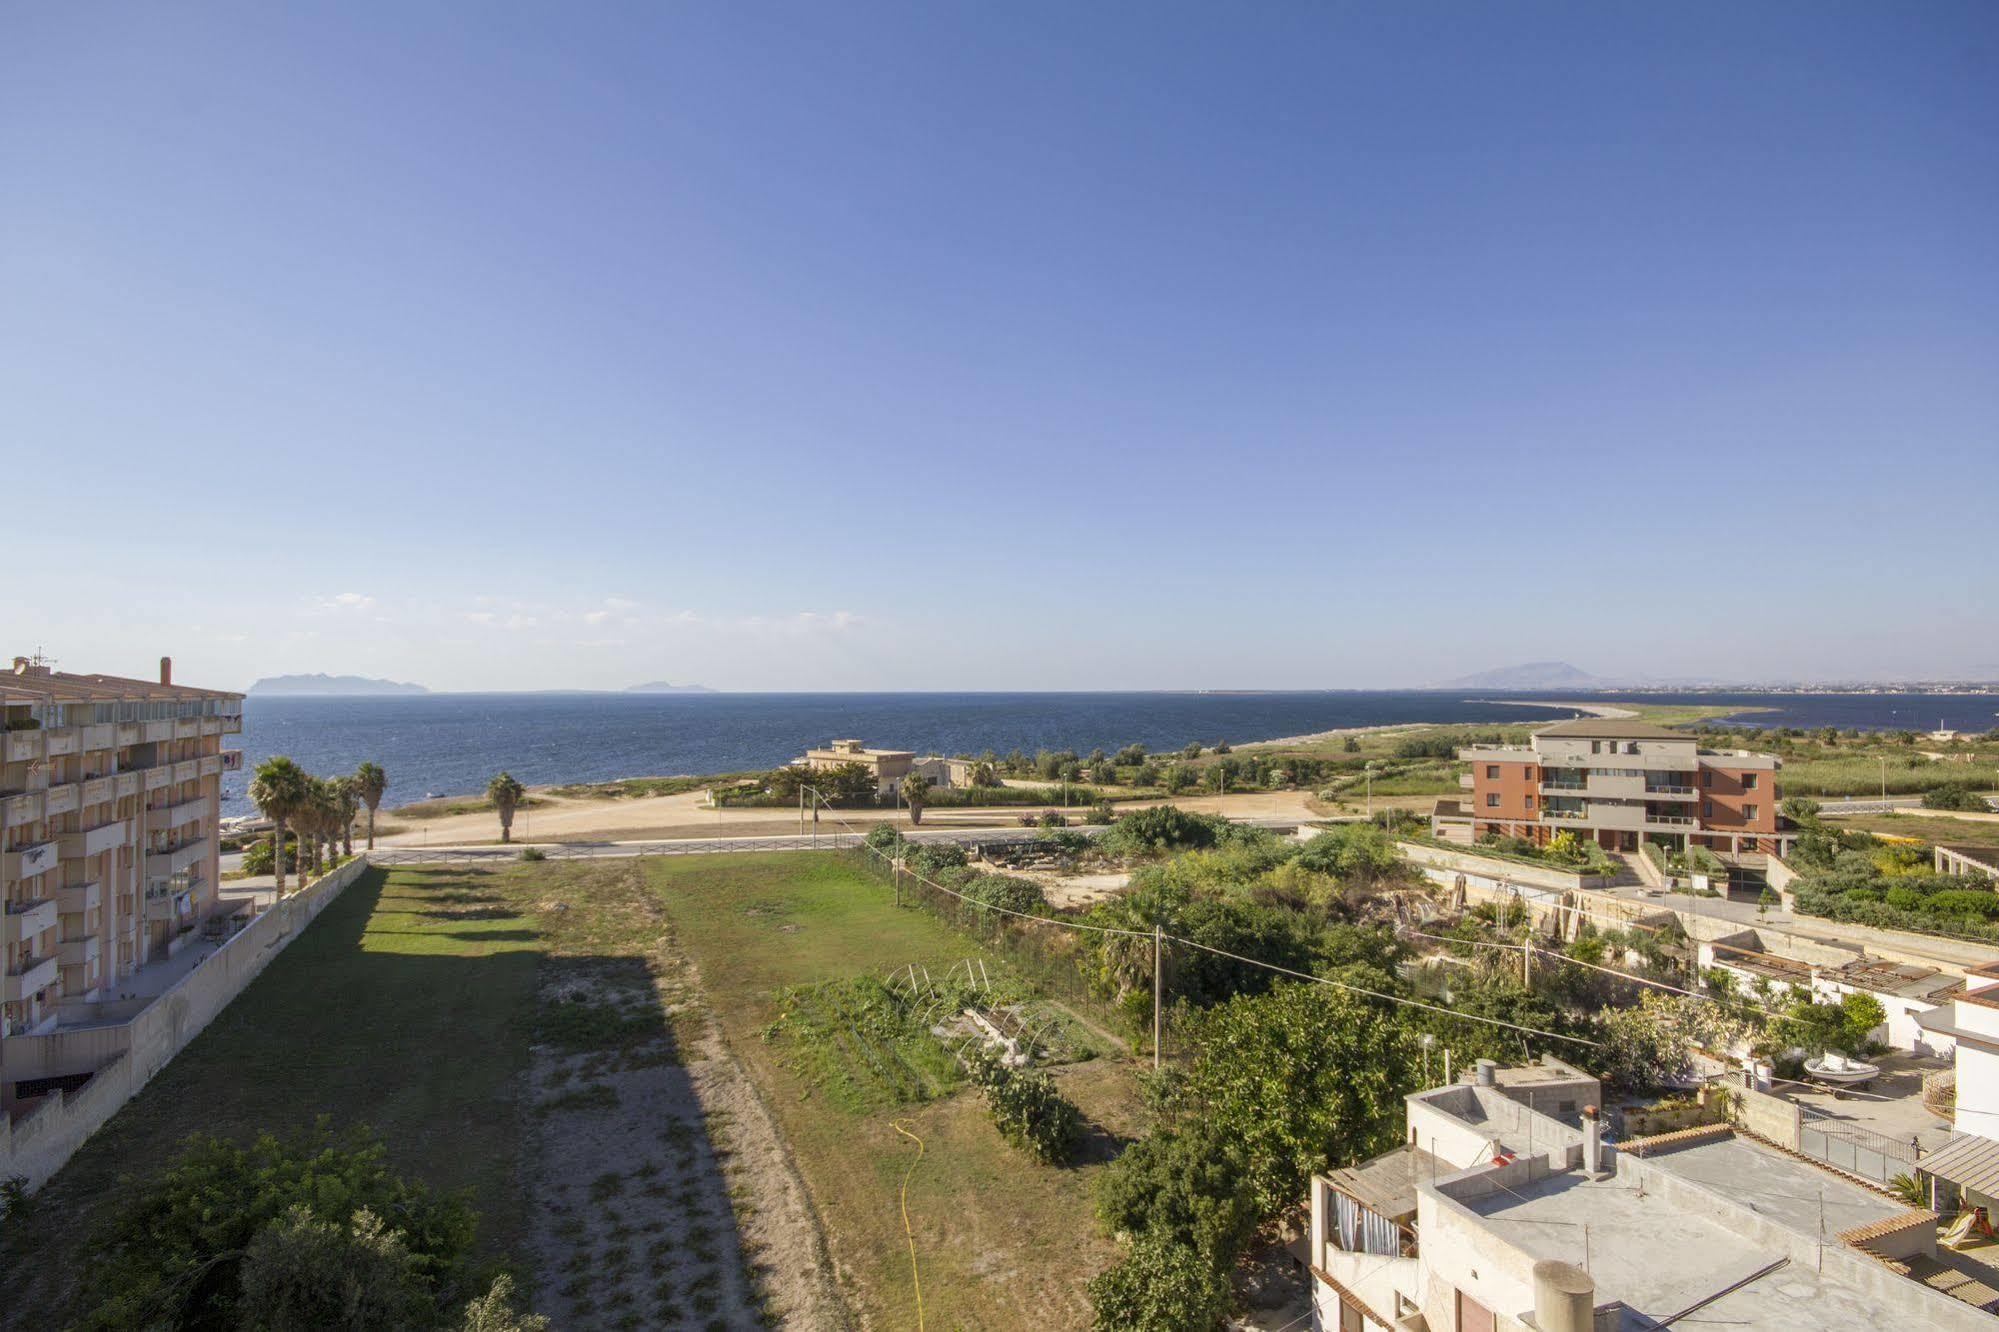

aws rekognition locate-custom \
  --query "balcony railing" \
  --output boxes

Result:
[1645,814,1697,828]
[1645,784,1696,796]
[1543,808,1589,822]
[2,953,59,1001]
[2,897,58,947]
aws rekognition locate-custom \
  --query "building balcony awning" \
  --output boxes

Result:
[1919,1132,1999,1196]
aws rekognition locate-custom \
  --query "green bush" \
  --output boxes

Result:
[518,847,546,862]
[1097,807,1232,858]
[1086,1230,1232,1331]
[242,838,297,876]
[75,1127,476,1331]
[965,1047,1081,1164]
[964,873,1047,916]
[1925,783,1993,812]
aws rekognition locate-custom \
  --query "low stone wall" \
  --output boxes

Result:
[1734,1083,1803,1150]
[0,857,368,1192]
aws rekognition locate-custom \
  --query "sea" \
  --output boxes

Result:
[219,689,1999,818]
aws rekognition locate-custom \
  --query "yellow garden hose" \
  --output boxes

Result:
[891,1120,926,1331]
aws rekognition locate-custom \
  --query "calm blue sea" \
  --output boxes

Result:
[221,689,1999,817]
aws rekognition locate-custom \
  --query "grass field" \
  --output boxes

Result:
[1838,812,1999,849]
[645,852,1143,1328]
[0,866,543,1324]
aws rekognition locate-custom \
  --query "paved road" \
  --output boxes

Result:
[360,817,1309,867]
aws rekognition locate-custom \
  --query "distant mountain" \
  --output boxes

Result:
[248,673,429,696]
[625,681,717,694]
[1436,661,1608,691]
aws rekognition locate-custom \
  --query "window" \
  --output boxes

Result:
[1743,804,1758,821]
[1591,741,1602,754]
[1524,793,1535,808]
[1486,764,1500,779]
[1700,770,1712,788]
[1456,1291,1495,1332]
[1703,802,1714,819]
[1339,1299,1366,1332]
[1486,794,1500,808]
[1743,774,1758,790]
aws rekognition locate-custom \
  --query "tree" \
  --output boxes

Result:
[458,1275,550,1331]
[1086,1230,1232,1332]
[1925,782,1992,812]
[76,1127,475,1331]
[902,774,931,825]
[1594,991,1753,1090]
[236,1205,429,1331]
[486,772,526,843]
[329,775,360,858]
[1775,991,1885,1058]
[248,756,310,896]
[1172,985,1419,1215]
[353,762,388,850]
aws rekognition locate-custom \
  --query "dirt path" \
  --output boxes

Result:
[521,867,845,1328]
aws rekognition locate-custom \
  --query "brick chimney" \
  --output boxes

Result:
[160,656,173,686]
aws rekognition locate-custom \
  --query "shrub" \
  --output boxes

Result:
[519,846,547,862]
[1086,1230,1232,1331]
[1097,807,1230,858]
[964,873,1047,916]
[75,1127,476,1331]
[242,838,297,876]
[1925,783,1992,812]
[965,1047,1080,1164]
[1093,1124,1256,1260]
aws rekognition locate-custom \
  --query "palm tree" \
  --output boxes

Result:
[902,774,931,826]
[299,777,335,877]
[354,762,388,850]
[329,775,360,857]
[487,772,526,844]
[248,756,310,895]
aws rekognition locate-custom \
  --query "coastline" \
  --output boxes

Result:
[1239,699,1622,752]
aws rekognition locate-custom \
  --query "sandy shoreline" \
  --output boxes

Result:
[1238,699,1631,752]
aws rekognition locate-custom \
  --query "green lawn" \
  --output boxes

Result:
[1839,812,1999,849]
[0,866,544,1324]
[644,852,1142,1330]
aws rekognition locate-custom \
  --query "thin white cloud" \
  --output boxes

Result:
[315,591,376,612]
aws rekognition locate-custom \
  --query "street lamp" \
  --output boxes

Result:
[1364,763,1378,819]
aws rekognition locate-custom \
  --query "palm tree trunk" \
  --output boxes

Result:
[365,804,377,850]
[272,823,287,894]
[500,811,513,844]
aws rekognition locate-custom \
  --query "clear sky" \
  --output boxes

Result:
[4,3,1994,691]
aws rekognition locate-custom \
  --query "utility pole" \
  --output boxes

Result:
[1153,924,1164,1073]
[1523,933,1532,987]
[1879,756,1887,803]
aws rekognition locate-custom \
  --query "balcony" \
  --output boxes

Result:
[221,713,243,734]
[143,766,171,791]
[221,749,243,772]
[3,953,59,1002]
[42,783,78,817]
[79,723,114,751]
[59,934,100,968]
[145,838,209,878]
[142,720,172,743]
[81,775,113,806]
[147,797,211,833]
[43,729,78,757]
[58,880,102,915]
[114,771,139,798]
[1645,813,1697,829]
[1541,780,1586,793]
[198,754,221,778]
[1,791,43,829]
[172,759,199,784]
[116,721,140,746]
[3,730,43,764]
[59,819,129,860]
[1644,784,1697,799]
[3,840,59,880]
[1543,807,1589,822]
[144,886,193,923]
[2,898,58,948]
[175,718,200,740]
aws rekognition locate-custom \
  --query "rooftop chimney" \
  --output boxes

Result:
[1475,1059,1497,1087]
[1582,1104,1604,1176]
[160,656,172,686]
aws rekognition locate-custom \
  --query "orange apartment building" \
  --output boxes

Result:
[1,656,242,1038]
[1445,717,1790,858]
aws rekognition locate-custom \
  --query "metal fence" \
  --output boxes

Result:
[1797,1110,1920,1185]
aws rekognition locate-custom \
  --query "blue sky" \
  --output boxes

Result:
[4,3,1994,691]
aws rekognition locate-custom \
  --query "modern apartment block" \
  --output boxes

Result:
[1,656,242,1037]
[1450,718,1787,857]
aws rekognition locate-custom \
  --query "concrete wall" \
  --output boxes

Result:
[1399,840,1612,893]
[0,857,368,1191]
[1735,1083,1802,1149]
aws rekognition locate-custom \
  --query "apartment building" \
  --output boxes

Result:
[1,656,242,1037]
[1307,1056,1996,1330]
[1454,719,1787,857]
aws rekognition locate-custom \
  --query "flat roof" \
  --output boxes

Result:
[1459,1136,1902,1327]
[0,665,240,704]
[1823,957,1960,1000]
[1532,719,1693,741]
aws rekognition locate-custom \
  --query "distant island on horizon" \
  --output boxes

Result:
[247,673,430,696]
[625,681,717,694]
